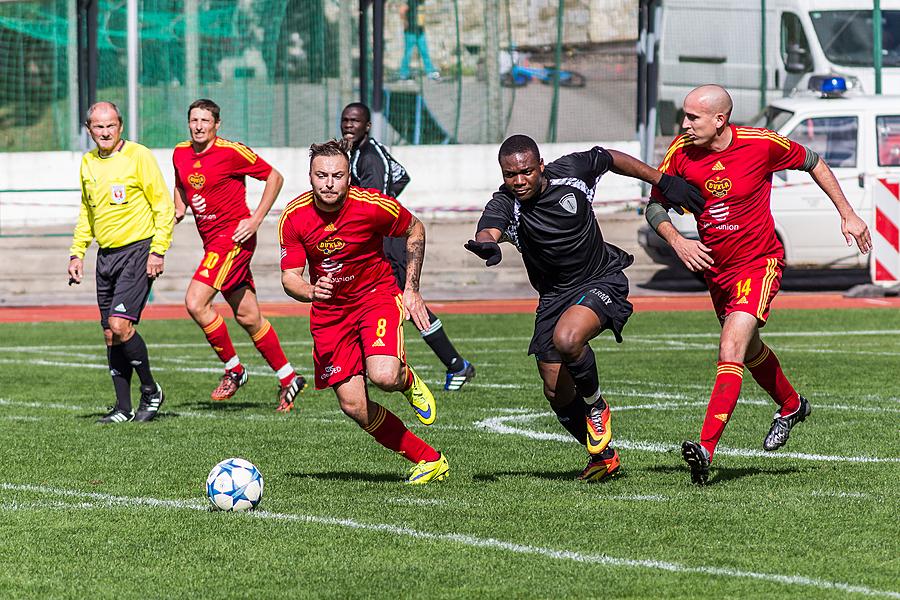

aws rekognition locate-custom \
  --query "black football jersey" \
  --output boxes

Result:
[476,146,632,295]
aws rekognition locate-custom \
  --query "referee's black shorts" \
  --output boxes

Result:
[95,237,153,330]
[529,270,633,363]
[383,236,408,289]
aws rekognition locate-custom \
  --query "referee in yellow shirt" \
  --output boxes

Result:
[67,101,174,423]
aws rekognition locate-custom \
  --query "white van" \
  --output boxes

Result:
[639,92,900,275]
[657,0,900,132]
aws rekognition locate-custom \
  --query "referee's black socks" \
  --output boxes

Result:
[120,332,156,388]
[564,346,600,403]
[421,308,465,372]
[107,345,134,412]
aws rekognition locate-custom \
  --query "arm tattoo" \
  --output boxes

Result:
[404,218,425,292]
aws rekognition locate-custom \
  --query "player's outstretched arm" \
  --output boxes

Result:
[234,168,285,244]
[607,149,705,215]
[809,158,872,253]
[465,228,503,266]
[401,217,430,332]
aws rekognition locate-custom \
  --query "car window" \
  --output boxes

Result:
[751,106,794,131]
[781,12,812,71]
[785,116,858,168]
[877,116,900,167]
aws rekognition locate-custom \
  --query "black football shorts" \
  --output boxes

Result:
[529,271,633,362]
[95,237,153,329]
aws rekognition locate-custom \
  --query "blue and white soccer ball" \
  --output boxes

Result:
[206,457,264,512]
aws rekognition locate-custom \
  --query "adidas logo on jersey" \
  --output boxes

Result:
[712,160,725,171]
[736,296,749,305]
[324,223,336,232]
[193,160,202,168]
[714,413,729,423]
[114,303,127,312]
[199,269,210,277]
[371,338,385,348]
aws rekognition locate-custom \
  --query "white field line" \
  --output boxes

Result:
[474,412,900,464]
[2,328,900,354]
[606,494,669,502]
[811,491,869,499]
[1,483,896,599]
[386,497,447,507]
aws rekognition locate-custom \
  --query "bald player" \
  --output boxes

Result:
[646,84,871,485]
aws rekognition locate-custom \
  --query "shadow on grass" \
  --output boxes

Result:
[284,471,404,484]
[182,401,260,412]
[472,469,626,483]
[647,464,802,485]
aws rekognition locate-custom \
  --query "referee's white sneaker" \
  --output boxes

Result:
[134,383,165,422]
[97,408,134,424]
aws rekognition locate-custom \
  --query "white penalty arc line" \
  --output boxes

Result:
[474,412,900,464]
[1,483,896,599]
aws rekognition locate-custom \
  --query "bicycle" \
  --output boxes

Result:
[499,51,586,88]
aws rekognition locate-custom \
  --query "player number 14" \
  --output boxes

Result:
[736,278,752,297]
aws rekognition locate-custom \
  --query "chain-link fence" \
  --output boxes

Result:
[0,0,637,152]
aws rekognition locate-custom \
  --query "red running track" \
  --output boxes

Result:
[1,293,898,323]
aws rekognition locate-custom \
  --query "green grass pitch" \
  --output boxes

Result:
[0,308,898,599]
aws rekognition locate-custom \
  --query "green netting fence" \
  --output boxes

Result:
[0,0,637,152]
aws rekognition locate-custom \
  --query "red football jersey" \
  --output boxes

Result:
[651,125,806,274]
[278,186,413,304]
[172,137,273,241]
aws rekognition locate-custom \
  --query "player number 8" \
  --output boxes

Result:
[375,318,387,338]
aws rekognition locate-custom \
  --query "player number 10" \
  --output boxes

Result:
[202,252,220,269]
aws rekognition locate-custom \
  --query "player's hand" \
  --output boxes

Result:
[312,273,334,301]
[656,174,706,215]
[232,218,260,244]
[67,257,83,285]
[402,289,430,332]
[842,212,872,254]
[174,208,185,224]
[147,254,165,279]
[672,237,714,272]
[465,240,502,266]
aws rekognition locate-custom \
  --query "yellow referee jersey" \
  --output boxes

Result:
[69,141,174,259]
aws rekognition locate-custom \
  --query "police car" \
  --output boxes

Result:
[639,78,900,274]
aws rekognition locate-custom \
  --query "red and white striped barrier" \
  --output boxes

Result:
[873,177,900,286]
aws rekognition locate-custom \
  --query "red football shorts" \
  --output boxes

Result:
[707,256,783,325]
[310,292,407,389]
[192,235,256,294]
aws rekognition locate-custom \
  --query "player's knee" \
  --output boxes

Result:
[552,329,583,360]
[542,382,557,403]
[235,311,260,332]
[368,365,403,391]
[107,318,133,342]
[338,399,367,425]
[718,340,744,363]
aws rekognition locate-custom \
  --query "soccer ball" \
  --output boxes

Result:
[206,457,264,512]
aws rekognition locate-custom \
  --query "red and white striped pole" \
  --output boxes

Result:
[873,177,900,286]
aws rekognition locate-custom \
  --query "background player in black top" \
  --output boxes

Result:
[341,102,475,391]
[467,134,701,481]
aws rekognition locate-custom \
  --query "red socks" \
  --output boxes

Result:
[251,320,295,386]
[700,362,744,458]
[363,403,440,464]
[746,344,800,415]
[202,314,243,374]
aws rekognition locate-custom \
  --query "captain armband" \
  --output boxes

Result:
[799,146,820,172]
[645,201,672,235]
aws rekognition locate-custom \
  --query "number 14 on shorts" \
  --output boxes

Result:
[736,278,752,298]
